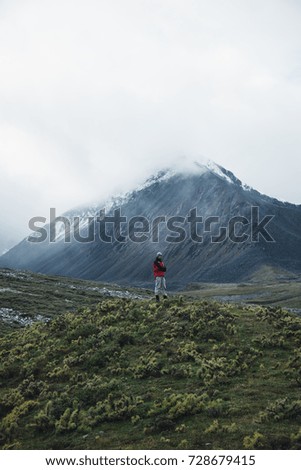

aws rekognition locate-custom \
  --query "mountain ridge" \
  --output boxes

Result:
[1,160,301,286]
[64,161,301,218]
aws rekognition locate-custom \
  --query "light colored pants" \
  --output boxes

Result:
[155,276,167,296]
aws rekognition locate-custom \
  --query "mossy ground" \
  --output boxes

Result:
[183,280,301,309]
[0,268,150,336]
[1,295,301,450]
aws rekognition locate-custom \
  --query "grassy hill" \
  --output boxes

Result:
[0,268,149,336]
[1,294,301,450]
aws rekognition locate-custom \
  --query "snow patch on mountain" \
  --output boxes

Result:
[22,158,287,245]
[242,183,253,192]
[203,160,234,184]
[135,168,176,191]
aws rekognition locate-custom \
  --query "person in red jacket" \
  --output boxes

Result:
[153,252,167,302]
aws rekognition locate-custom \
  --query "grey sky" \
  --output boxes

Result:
[1,0,301,251]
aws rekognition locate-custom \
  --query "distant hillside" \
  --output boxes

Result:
[1,161,301,287]
[1,296,301,450]
[183,267,301,311]
[0,268,149,336]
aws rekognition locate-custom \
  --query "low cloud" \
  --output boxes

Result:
[1,0,301,250]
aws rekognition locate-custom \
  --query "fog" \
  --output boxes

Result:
[1,0,301,252]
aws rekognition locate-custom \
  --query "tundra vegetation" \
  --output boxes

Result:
[1,292,301,450]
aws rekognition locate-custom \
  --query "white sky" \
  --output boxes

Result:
[1,0,301,250]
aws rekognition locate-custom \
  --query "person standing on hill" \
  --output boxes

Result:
[153,252,167,302]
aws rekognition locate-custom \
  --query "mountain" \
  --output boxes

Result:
[0,228,25,257]
[1,160,301,288]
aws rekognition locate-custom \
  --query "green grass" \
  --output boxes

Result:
[183,279,301,309]
[1,295,301,450]
[0,268,151,335]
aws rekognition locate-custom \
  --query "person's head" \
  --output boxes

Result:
[156,251,163,261]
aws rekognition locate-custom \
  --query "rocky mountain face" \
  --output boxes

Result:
[1,162,301,288]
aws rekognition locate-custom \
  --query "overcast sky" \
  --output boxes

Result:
[1,0,301,251]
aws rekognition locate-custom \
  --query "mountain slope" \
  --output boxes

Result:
[1,161,301,287]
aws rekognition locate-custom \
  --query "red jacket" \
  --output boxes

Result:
[153,260,166,278]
